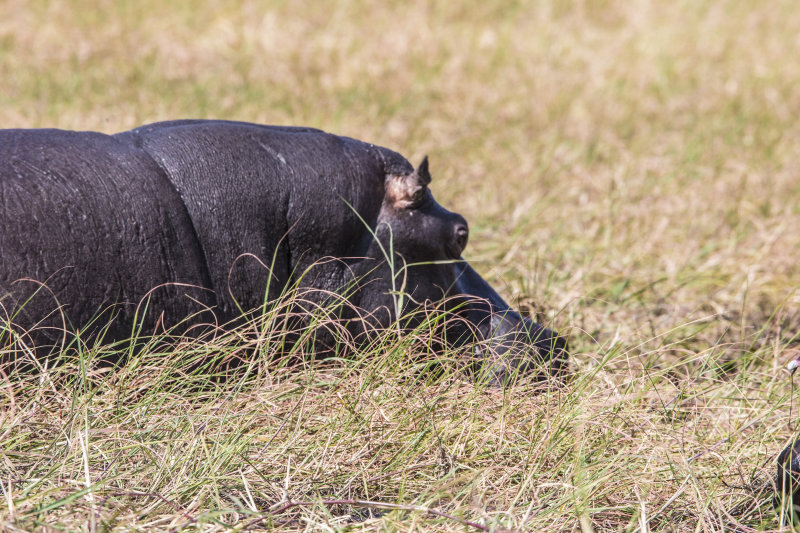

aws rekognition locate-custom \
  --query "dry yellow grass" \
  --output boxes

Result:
[2,0,800,531]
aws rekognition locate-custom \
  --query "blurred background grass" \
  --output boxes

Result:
[3,0,800,530]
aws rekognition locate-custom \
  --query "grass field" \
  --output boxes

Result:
[3,0,800,530]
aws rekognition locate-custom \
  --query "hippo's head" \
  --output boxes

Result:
[352,157,567,382]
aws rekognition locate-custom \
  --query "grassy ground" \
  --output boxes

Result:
[3,0,800,530]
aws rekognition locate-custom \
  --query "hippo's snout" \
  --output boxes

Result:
[451,261,568,384]
[478,313,569,386]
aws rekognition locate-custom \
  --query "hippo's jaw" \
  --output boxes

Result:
[451,260,568,385]
[475,311,568,386]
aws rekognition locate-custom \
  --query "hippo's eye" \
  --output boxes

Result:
[410,187,427,208]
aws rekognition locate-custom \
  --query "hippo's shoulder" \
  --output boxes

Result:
[335,134,414,177]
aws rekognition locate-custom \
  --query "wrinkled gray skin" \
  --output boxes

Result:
[0,120,566,381]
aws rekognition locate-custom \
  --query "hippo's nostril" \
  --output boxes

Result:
[454,224,469,251]
[456,225,468,236]
[445,224,469,259]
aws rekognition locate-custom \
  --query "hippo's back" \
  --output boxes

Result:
[0,128,213,348]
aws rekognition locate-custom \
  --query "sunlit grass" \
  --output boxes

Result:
[3,0,800,530]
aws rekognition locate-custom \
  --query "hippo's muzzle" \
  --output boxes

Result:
[476,311,568,385]
[452,261,568,385]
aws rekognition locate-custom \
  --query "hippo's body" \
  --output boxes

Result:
[0,120,566,380]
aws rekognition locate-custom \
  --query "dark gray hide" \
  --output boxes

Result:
[776,439,800,514]
[0,120,566,380]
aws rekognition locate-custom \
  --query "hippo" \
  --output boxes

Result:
[775,356,800,518]
[0,120,566,381]
[777,439,800,517]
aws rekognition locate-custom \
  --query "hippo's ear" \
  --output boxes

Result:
[414,156,432,187]
[385,155,432,209]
